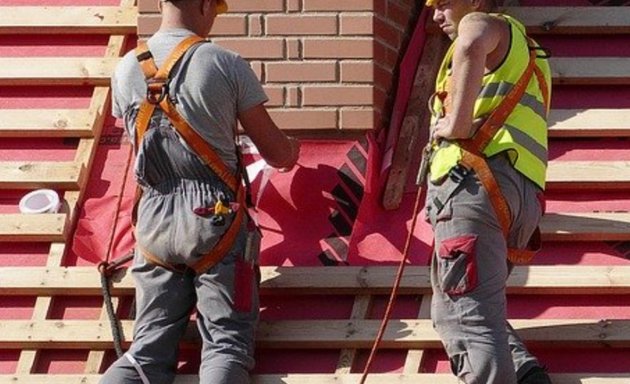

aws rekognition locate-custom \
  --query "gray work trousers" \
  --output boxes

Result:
[100,232,259,384]
[426,154,543,384]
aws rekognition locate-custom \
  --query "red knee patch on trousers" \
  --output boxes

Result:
[234,258,255,312]
[438,235,478,295]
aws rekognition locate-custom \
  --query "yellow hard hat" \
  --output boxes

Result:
[217,0,228,14]
[426,0,437,6]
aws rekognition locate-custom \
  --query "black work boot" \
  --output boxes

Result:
[518,366,553,384]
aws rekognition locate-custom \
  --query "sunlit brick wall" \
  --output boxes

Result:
[137,0,418,136]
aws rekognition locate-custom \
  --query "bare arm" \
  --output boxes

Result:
[433,12,508,140]
[239,103,299,171]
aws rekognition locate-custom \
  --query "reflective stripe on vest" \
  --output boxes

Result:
[429,14,552,189]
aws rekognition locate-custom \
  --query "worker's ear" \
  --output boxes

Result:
[470,0,482,9]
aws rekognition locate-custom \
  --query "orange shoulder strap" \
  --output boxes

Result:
[133,35,239,192]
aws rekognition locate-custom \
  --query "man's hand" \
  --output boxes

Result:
[276,137,300,173]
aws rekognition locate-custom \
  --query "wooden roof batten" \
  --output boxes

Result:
[2,265,630,296]
[1,318,629,350]
[0,6,137,35]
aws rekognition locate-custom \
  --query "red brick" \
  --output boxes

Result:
[286,39,301,59]
[137,15,248,37]
[223,0,285,13]
[288,0,301,12]
[250,61,264,81]
[303,38,373,59]
[303,0,374,11]
[266,15,338,35]
[138,0,159,13]
[374,63,392,90]
[374,16,402,49]
[287,86,301,107]
[268,108,338,130]
[340,14,373,35]
[386,1,413,29]
[263,86,285,107]
[340,108,377,130]
[340,61,373,83]
[266,61,337,82]
[249,15,263,36]
[213,38,285,59]
[139,0,285,13]
[137,15,159,37]
[303,85,373,106]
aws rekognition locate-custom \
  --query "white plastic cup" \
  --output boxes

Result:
[18,189,61,214]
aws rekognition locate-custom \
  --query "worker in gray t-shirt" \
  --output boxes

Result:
[100,1,299,383]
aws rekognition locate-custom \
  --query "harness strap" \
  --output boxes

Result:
[457,45,544,264]
[133,35,246,273]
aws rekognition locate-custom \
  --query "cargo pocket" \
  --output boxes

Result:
[437,235,478,295]
[449,351,475,383]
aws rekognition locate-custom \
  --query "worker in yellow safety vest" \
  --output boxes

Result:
[422,0,552,383]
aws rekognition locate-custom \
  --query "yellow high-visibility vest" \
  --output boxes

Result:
[429,14,552,189]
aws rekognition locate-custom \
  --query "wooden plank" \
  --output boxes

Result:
[382,33,449,210]
[547,161,630,190]
[0,162,85,189]
[541,212,630,242]
[84,297,119,374]
[16,244,64,374]
[0,109,94,138]
[0,6,136,35]
[335,295,372,373]
[0,58,118,86]
[402,295,431,374]
[2,373,630,384]
[3,265,630,296]
[549,109,630,138]
[1,319,628,349]
[503,7,630,34]
[551,57,630,85]
[0,214,67,242]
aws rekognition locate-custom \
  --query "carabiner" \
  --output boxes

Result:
[146,81,169,105]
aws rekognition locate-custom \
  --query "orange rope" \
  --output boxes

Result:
[359,183,426,384]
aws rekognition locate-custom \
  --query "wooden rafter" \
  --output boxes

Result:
[0,6,137,35]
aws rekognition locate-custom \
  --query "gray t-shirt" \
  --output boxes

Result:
[112,28,268,174]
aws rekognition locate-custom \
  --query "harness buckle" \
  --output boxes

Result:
[449,164,470,183]
[146,80,169,105]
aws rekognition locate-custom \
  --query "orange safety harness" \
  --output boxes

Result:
[133,35,247,274]
[457,39,549,264]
